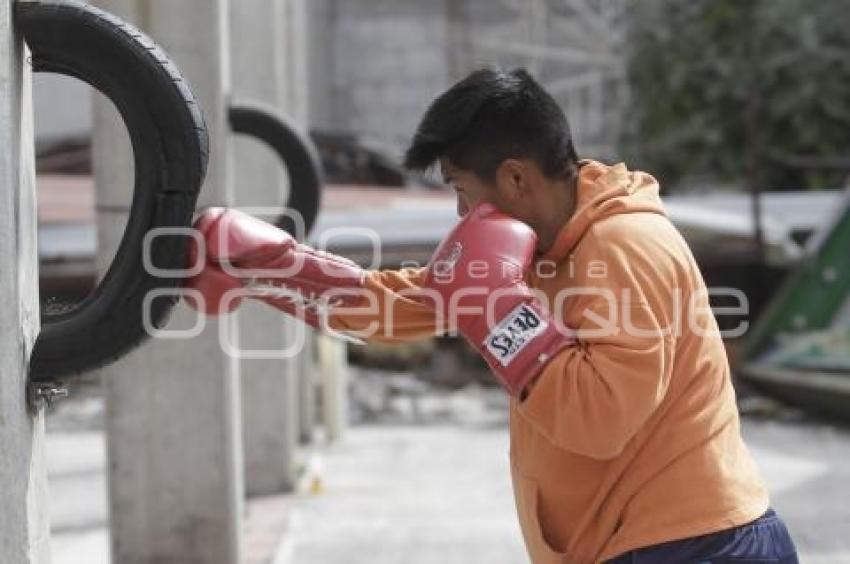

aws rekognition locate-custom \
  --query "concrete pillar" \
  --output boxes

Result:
[230,0,306,497]
[237,307,301,496]
[0,3,51,561]
[279,0,318,449]
[305,0,333,130]
[317,336,349,442]
[298,334,317,444]
[281,0,310,125]
[93,1,243,563]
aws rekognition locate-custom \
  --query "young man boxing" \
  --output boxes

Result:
[183,68,797,563]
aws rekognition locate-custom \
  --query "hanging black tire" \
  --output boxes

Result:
[18,0,209,381]
[229,102,323,239]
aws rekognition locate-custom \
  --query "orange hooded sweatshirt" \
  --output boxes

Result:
[331,160,769,563]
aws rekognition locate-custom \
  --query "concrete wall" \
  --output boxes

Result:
[308,0,628,160]
[33,74,91,140]
[33,0,628,161]
[0,1,51,561]
[308,0,451,152]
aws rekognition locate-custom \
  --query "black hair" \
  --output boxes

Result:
[404,68,579,182]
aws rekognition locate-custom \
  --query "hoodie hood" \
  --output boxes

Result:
[541,160,666,262]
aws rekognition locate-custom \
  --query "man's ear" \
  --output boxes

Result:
[496,159,529,200]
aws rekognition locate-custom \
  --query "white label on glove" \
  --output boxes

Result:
[484,303,547,367]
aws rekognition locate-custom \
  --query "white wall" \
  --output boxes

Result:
[33,73,91,141]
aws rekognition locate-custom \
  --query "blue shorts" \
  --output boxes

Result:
[607,508,798,563]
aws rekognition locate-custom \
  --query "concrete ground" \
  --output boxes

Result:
[46,383,850,564]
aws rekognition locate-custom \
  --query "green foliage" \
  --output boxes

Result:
[624,0,850,190]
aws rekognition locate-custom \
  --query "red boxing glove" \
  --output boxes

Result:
[422,203,574,396]
[183,207,366,330]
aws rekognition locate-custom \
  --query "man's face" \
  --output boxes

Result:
[440,158,497,217]
[439,157,578,255]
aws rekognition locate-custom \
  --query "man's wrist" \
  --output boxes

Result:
[489,322,573,397]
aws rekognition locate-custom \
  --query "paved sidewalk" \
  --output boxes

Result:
[742,416,850,563]
[274,416,850,564]
[45,390,850,563]
[279,423,527,564]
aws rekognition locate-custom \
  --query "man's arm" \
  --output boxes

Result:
[516,299,675,460]
[514,228,679,460]
[183,207,440,343]
[328,267,441,343]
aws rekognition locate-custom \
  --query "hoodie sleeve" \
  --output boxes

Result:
[329,267,440,343]
[516,232,678,460]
